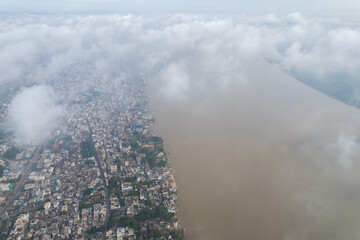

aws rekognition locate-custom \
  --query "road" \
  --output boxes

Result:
[86,119,111,239]
[0,147,41,219]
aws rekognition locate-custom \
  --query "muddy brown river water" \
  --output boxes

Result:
[147,61,360,240]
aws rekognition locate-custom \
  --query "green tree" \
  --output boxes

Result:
[0,128,4,140]
[3,147,20,160]
[171,230,184,240]
[80,140,96,158]
[83,188,94,196]
[0,166,4,178]
[60,211,67,216]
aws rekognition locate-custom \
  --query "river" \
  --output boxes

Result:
[146,60,360,240]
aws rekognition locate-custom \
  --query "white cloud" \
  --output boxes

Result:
[159,62,190,100]
[336,134,359,167]
[7,85,63,145]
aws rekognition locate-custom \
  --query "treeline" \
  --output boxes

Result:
[108,206,174,229]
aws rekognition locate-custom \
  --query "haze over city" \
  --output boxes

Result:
[1,0,360,239]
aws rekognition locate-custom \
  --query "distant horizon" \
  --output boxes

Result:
[1,0,360,18]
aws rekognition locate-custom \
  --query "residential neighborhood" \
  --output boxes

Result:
[0,76,183,239]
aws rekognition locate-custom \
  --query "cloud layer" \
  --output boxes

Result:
[1,13,360,105]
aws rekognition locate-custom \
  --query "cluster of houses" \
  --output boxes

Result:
[0,76,183,239]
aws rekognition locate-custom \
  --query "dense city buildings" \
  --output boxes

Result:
[0,75,183,239]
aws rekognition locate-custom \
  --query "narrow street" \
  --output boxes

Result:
[86,119,111,239]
